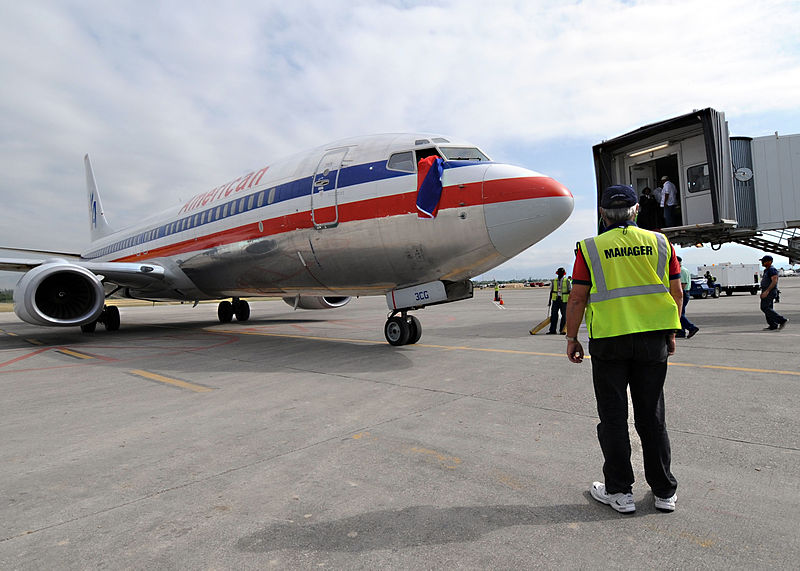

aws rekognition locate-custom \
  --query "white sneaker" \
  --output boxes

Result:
[654,494,677,512]
[590,482,635,513]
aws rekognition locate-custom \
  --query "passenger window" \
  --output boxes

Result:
[268,187,276,204]
[387,151,415,172]
[687,164,710,193]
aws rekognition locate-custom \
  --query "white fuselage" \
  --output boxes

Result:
[82,133,574,301]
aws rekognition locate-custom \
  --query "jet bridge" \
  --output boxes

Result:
[593,108,800,261]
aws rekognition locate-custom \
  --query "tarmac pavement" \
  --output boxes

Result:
[1,281,798,569]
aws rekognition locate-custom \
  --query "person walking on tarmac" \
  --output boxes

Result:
[759,255,788,330]
[565,184,682,514]
[547,267,571,334]
[677,256,699,338]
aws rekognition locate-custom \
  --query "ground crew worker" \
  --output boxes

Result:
[565,184,682,514]
[547,267,571,334]
[759,255,788,330]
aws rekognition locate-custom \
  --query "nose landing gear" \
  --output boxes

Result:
[384,311,422,346]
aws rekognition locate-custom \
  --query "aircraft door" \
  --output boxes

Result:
[311,148,348,229]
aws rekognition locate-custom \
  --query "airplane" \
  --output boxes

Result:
[0,133,574,345]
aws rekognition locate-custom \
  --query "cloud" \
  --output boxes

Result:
[1,0,799,271]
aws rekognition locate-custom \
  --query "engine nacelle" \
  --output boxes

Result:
[282,295,351,310]
[14,261,105,327]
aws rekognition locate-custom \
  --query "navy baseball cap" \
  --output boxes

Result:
[601,185,638,208]
[759,255,773,262]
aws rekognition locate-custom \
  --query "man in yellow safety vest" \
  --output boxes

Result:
[565,184,683,514]
[547,267,571,334]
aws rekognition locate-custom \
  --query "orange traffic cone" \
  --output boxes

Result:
[498,297,504,305]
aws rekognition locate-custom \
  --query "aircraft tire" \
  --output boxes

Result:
[218,301,234,323]
[385,316,411,346]
[234,299,250,321]
[406,315,422,344]
[103,306,120,331]
[81,321,97,333]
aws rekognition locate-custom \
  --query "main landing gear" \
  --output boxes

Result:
[80,304,120,333]
[384,311,422,346]
[217,298,250,323]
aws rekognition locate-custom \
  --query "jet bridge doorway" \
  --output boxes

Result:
[628,154,680,229]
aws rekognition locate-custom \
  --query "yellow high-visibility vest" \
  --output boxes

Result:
[550,277,571,302]
[577,225,680,338]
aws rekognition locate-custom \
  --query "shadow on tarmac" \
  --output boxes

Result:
[237,503,621,553]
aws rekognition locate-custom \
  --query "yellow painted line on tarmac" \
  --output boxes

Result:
[129,369,214,393]
[25,338,43,345]
[210,327,800,377]
[211,328,568,358]
[56,348,94,360]
[668,361,800,377]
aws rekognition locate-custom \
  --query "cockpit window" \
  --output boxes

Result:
[439,146,490,161]
[387,151,415,172]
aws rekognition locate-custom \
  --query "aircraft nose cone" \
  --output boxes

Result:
[483,165,574,259]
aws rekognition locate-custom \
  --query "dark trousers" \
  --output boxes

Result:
[588,332,678,498]
[760,294,786,328]
[549,298,566,333]
[664,205,680,228]
[680,291,696,333]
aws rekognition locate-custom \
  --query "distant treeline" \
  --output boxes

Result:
[0,289,13,302]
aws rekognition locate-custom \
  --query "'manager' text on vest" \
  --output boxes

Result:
[604,245,654,259]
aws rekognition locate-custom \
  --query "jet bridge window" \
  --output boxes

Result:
[686,164,710,193]
[387,151,415,172]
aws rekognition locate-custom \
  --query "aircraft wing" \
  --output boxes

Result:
[0,258,49,272]
[78,261,167,288]
[1,257,166,289]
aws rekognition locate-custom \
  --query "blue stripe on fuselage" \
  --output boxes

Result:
[83,160,488,259]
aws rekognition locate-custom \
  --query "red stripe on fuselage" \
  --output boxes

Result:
[109,176,567,263]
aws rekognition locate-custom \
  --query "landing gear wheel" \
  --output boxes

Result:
[385,316,411,346]
[750,288,758,295]
[406,315,422,344]
[218,300,234,323]
[80,321,97,333]
[234,299,250,321]
[103,305,120,331]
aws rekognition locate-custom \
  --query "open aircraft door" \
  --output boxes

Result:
[312,147,349,229]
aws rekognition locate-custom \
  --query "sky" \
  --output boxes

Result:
[2,0,800,290]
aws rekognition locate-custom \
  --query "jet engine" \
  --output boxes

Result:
[13,261,105,327]
[282,295,351,310]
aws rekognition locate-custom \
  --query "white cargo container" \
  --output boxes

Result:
[696,262,760,296]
